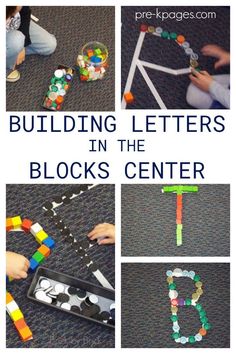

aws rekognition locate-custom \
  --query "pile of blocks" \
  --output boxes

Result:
[6,291,33,342]
[6,216,55,272]
[76,46,108,82]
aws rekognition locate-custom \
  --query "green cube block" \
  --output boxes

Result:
[94,48,102,55]
[79,68,89,76]
[32,251,45,264]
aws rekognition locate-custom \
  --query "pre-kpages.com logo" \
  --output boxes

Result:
[135,8,217,22]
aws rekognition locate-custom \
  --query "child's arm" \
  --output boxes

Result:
[6,251,30,279]
[189,69,230,108]
[88,223,115,245]
[201,45,230,69]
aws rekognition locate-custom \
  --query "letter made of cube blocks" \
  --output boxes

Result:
[11,216,22,229]
[22,219,33,233]
[35,230,48,244]
[124,92,134,104]
[43,236,55,249]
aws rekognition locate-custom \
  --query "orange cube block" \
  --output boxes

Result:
[37,244,51,258]
[14,318,28,331]
[87,49,94,58]
[124,92,134,104]
[6,218,13,231]
[177,35,185,44]
[18,326,33,342]
[6,292,14,304]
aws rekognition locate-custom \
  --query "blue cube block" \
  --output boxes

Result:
[91,56,102,63]
[43,236,55,249]
[29,258,39,272]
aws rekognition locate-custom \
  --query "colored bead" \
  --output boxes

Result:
[195,281,202,288]
[189,336,196,343]
[170,314,178,322]
[180,336,187,344]
[173,324,180,332]
[185,298,192,306]
[166,270,173,276]
[194,274,201,282]
[188,270,195,279]
[169,283,176,290]
[169,290,178,299]
[172,332,180,339]
[192,293,199,300]
[170,32,177,40]
[166,276,173,284]
[196,288,203,296]
[171,300,178,313]
[195,333,202,341]
[196,303,202,311]
[171,299,178,306]
[178,298,185,306]
[199,328,207,336]
[200,316,208,324]
[177,35,185,44]
[161,31,169,39]
[203,323,212,330]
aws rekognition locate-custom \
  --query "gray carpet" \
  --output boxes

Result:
[121,6,230,109]
[6,6,115,111]
[121,263,230,348]
[6,184,115,348]
[121,184,230,256]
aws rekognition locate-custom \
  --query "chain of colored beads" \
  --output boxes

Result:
[140,24,201,71]
[166,268,212,344]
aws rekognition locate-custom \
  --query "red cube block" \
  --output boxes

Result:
[22,219,33,233]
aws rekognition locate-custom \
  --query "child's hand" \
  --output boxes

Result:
[6,251,30,279]
[88,223,115,245]
[189,69,213,92]
[201,45,230,69]
[16,48,26,65]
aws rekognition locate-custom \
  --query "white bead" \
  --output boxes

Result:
[173,268,183,277]
[169,290,178,299]
[195,333,202,341]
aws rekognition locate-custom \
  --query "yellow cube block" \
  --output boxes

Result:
[10,308,24,321]
[35,230,48,244]
[11,216,22,229]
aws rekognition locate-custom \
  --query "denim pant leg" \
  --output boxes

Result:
[6,30,25,71]
[26,20,57,56]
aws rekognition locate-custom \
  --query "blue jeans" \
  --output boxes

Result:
[6,20,57,72]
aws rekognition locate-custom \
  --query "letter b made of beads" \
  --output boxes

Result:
[166,268,212,345]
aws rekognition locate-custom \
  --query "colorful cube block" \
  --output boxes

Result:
[6,292,14,304]
[14,318,27,331]
[43,236,55,249]
[30,222,43,236]
[22,219,33,232]
[35,230,48,244]
[124,92,134,104]
[10,308,24,322]
[94,48,102,55]
[37,244,51,258]
[29,258,39,272]
[6,300,19,314]
[19,326,33,342]
[11,216,22,229]
[32,251,45,264]
[6,218,13,231]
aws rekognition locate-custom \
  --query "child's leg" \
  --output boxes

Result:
[6,30,25,71]
[26,21,57,56]
[186,74,230,109]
